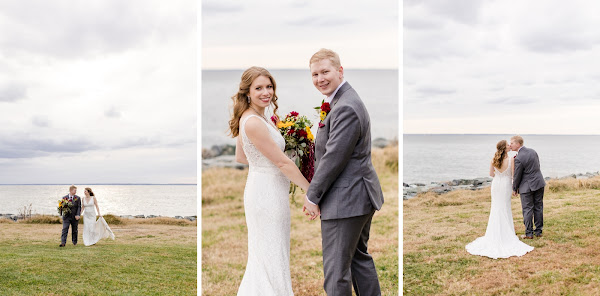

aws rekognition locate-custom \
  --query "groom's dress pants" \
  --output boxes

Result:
[61,215,79,245]
[321,210,381,296]
[520,187,544,237]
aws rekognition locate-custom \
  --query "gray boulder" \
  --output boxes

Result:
[202,155,248,170]
[372,138,389,149]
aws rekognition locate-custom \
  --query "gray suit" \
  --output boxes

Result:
[60,194,81,245]
[307,82,384,296]
[512,146,545,237]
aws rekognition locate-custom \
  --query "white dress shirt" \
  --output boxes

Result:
[324,80,346,104]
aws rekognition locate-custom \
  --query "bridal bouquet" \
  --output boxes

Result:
[57,198,73,216]
[271,111,315,200]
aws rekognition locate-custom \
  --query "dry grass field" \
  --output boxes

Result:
[404,176,600,295]
[202,145,399,296]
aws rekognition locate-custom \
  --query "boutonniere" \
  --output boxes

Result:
[314,100,331,128]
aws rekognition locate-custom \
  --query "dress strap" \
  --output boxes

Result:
[241,115,259,138]
[241,114,260,129]
[241,114,272,134]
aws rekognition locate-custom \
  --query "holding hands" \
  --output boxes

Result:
[302,195,320,221]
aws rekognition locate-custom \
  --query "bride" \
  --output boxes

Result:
[228,66,312,295]
[465,140,533,259]
[81,187,115,246]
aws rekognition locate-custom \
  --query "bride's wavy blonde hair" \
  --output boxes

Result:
[493,140,508,169]
[228,67,279,137]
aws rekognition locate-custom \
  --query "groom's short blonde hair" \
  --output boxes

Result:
[69,185,77,191]
[310,48,342,69]
[511,135,524,145]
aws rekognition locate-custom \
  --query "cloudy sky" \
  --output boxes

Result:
[0,1,196,184]
[404,0,600,134]
[202,0,398,69]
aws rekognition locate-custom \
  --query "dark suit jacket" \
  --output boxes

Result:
[513,146,546,193]
[61,194,81,217]
[307,82,384,220]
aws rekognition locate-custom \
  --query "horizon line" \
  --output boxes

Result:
[202,68,398,71]
[403,133,600,136]
[0,183,197,186]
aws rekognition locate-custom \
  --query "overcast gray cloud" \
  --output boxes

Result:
[0,1,194,59]
[32,115,50,127]
[285,16,357,27]
[404,0,600,134]
[0,83,27,102]
[0,0,196,184]
[202,0,398,69]
[104,106,121,118]
[0,137,99,158]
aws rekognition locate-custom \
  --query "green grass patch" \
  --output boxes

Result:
[0,226,196,295]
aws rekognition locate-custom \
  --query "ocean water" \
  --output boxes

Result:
[404,134,600,184]
[201,69,399,147]
[0,185,197,217]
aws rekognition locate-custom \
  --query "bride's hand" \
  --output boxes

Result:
[302,195,320,221]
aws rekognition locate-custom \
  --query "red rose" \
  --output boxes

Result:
[297,129,307,138]
[319,122,325,128]
[270,115,278,124]
[287,128,295,135]
[290,111,299,117]
[321,102,331,113]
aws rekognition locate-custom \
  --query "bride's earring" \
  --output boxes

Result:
[247,96,251,103]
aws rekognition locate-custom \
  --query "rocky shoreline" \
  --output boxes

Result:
[403,171,600,200]
[202,138,396,169]
[0,213,197,222]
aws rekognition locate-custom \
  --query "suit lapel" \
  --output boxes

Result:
[330,82,352,108]
[316,82,352,156]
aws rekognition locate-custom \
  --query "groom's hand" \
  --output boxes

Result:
[302,195,320,221]
[512,191,518,197]
[75,215,80,220]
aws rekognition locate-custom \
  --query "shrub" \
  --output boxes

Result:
[136,217,196,226]
[0,218,14,224]
[22,215,61,224]
[103,214,123,225]
[547,176,600,192]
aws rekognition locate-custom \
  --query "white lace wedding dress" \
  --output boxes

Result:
[465,159,534,259]
[237,115,293,296]
[82,196,115,246]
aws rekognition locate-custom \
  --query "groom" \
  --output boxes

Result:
[60,185,81,247]
[303,48,384,296]
[510,135,545,239]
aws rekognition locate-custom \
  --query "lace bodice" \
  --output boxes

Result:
[494,159,512,180]
[83,197,94,207]
[240,114,285,173]
[83,197,96,217]
[237,115,293,295]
